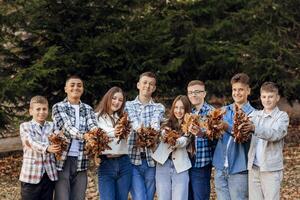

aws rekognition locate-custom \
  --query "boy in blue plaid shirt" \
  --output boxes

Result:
[125,72,165,200]
[186,80,216,200]
[20,96,60,200]
[52,75,98,200]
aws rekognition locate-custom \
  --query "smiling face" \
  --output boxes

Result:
[187,84,206,107]
[110,92,124,113]
[65,78,84,103]
[137,76,156,98]
[173,100,185,120]
[260,91,280,113]
[30,103,48,124]
[232,82,250,106]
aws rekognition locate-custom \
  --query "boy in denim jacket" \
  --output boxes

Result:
[213,73,255,200]
[248,82,289,200]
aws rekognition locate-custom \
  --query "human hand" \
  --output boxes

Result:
[240,121,254,134]
[136,127,142,134]
[24,140,31,148]
[47,144,61,153]
[188,124,203,137]
[213,121,228,131]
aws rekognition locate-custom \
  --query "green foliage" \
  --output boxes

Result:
[0,0,300,126]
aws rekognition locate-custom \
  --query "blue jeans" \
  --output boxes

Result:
[156,159,189,200]
[98,155,132,200]
[130,159,156,200]
[214,168,248,200]
[189,164,212,200]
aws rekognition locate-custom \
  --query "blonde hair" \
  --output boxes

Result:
[30,96,48,108]
[260,82,279,94]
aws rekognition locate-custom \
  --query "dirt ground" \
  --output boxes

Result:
[0,122,299,200]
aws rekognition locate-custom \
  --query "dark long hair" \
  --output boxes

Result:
[95,87,125,119]
[163,95,191,131]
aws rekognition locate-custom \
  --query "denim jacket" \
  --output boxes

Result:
[213,102,255,174]
[248,107,289,171]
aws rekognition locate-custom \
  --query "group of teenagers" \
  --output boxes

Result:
[19,71,289,200]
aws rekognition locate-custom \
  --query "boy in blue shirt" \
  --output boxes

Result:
[213,73,255,200]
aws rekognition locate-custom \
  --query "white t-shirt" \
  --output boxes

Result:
[224,137,232,167]
[68,104,80,156]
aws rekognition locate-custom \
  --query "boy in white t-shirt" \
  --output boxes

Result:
[52,75,98,200]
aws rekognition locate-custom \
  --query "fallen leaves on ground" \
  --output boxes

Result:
[0,123,299,200]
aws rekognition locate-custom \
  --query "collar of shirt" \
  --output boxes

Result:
[30,119,51,134]
[227,101,254,114]
[132,96,155,106]
[259,106,279,118]
[63,98,83,107]
[102,113,119,121]
[192,102,212,115]
[31,119,49,128]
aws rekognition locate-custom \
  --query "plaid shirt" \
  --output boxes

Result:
[192,102,216,168]
[125,97,165,167]
[19,120,58,184]
[52,98,98,171]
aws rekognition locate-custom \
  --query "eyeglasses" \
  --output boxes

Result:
[187,90,205,96]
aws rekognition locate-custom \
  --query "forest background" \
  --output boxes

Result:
[0,1,299,199]
[0,0,300,127]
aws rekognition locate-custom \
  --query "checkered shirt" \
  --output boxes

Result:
[19,120,58,184]
[52,98,98,171]
[192,102,217,168]
[125,97,165,167]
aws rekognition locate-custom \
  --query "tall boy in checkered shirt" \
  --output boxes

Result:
[52,75,98,200]
[19,95,60,200]
[125,72,165,200]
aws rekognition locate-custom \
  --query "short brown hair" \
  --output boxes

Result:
[187,80,205,88]
[260,82,279,94]
[30,96,48,108]
[139,72,156,81]
[65,75,83,85]
[230,73,250,85]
